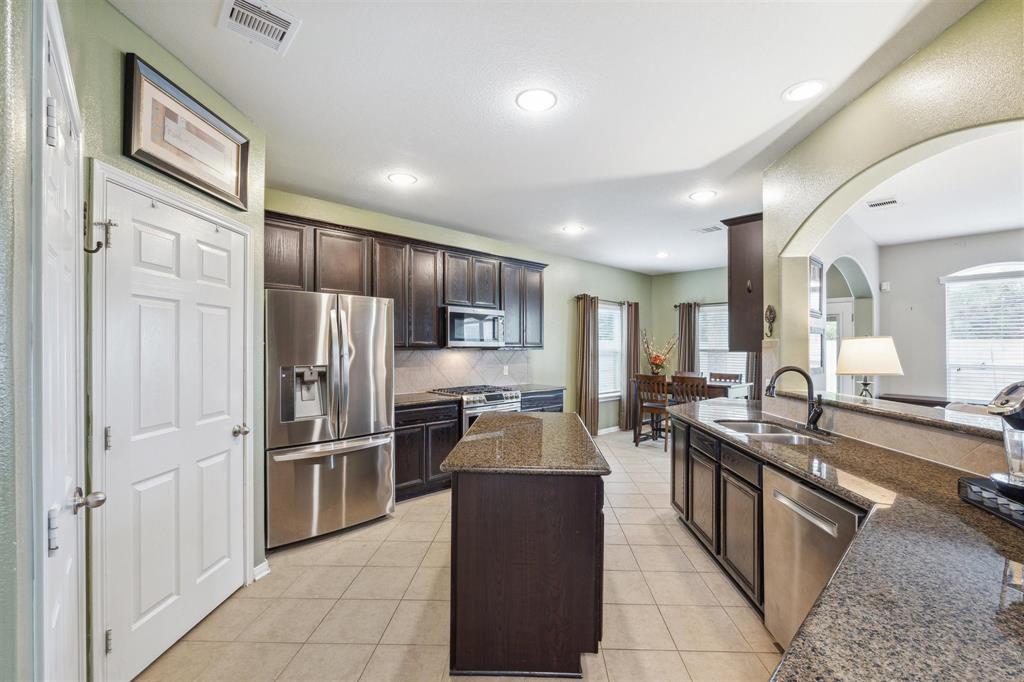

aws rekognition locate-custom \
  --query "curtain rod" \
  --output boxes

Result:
[673,301,726,309]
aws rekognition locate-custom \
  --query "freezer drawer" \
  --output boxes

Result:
[267,433,396,548]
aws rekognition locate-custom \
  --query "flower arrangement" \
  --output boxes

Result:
[641,329,678,375]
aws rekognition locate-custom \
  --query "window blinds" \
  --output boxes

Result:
[598,303,624,397]
[698,304,747,380]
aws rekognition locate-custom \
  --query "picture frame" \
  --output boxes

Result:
[123,53,249,210]
[808,256,824,318]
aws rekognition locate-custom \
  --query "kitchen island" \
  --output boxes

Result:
[440,412,610,678]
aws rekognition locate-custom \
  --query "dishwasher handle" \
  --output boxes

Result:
[772,488,839,538]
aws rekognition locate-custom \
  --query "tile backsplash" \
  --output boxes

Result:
[394,349,532,393]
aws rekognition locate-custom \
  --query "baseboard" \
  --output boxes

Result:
[253,560,271,582]
[597,426,623,435]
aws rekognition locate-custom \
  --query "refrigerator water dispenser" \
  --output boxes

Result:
[280,365,328,421]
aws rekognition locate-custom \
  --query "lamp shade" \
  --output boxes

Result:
[836,336,904,376]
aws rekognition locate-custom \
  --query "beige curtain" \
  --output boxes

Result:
[676,302,700,373]
[575,294,600,434]
[746,351,762,400]
[619,301,640,430]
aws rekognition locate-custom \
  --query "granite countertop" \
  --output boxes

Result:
[440,412,610,476]
[667,398,1024,680]
[516,383,566,394]
[775,388,1003,440]
[395,392,461,407]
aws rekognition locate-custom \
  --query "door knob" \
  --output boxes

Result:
[73,487,106,514]
[232,423,251,437]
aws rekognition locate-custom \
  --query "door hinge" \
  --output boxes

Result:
[104,628,112,654]
[45,96,57,147]
[104,426,112,451]
[46,508,59,556]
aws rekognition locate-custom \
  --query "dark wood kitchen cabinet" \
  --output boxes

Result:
[445,252,500,308]
[520,388,564,413]
[264,217,313,291]
[688,448,719,553]
[315,228,371,295]
[671,421,689,520]
[500,262,524,347]
[372,240,408,347]
[724,213,763,353]
[408,245,443,347]
[395,401,459,500]
[523,266,544,347]
[720,468,762,604]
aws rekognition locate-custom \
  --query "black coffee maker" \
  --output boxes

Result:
[987,380,1024,488]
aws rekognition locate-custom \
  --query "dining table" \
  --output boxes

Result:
[628,377,753,445]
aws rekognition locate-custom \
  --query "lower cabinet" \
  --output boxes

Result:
[395,402,460,500]
[720,469,761,603]
[688,449,719,552]
[671,422,689,519]
[520,389,565,413]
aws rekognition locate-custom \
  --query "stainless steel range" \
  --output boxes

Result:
[432,385,521,434]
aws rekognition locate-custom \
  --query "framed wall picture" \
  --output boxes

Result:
[808,256,824,318]
[809,328,825,371]
[123,53,249,210]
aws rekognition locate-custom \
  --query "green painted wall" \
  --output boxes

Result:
[266,189,655,414]
[59,0,269,564]
[599,399,621,431]
[649,267,728,362]
[0,0,35,676]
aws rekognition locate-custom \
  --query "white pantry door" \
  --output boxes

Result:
[99,181,246,679]
[40,26,86,682]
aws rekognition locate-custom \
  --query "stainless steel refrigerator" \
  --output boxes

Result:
[265,290,395,548]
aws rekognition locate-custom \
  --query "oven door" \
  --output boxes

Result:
[462,402,521,435]
[444,306,505,348]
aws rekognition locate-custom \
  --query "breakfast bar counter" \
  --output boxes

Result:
[441,412,609,678]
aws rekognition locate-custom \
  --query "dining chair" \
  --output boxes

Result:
[709,372,742,383]
[672,375,708,403]
[634,373,670,452]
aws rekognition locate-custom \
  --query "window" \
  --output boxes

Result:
[944,263,1024,403]
[698,304,747,380]
[598,302,624,398]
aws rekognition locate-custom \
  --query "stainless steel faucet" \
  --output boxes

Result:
[764,365,824,432]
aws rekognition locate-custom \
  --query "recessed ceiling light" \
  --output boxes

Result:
[387,172,418,185]
[656,251,669,259]
[782,80,825,102]
[561,224,584,234]
[516,89,558,112]
[688,189,718,203]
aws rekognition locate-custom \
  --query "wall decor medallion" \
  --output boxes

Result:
[123,53,249,210]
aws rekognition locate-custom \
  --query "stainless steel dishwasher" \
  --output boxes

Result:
[763,467,866,648]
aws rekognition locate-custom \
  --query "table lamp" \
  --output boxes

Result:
[836,336,904,398]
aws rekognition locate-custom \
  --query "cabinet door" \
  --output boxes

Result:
[315,229,371,295]
[725,214,763,353]
[720,469,761,603]
[688,449,718,552]
[394,424,426,494]
[500,262,524,347]
[671,422,689,519]
[409,245,443,347]
[373,240,408,347]
[523,267,544,348]
[444,252,472,306]
[425,419,459,483]
[265,220,312,290]
[471,257,500,308]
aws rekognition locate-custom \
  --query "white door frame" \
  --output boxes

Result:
[87,160,257,680]
[31,1,85,678]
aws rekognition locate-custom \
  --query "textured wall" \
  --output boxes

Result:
[265,188,655,415]
[649,267,728,348]
[763,0,1024,375]
[0,0,35,676]
[58,0,269,564]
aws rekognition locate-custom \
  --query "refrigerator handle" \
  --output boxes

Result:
[329,307,342,434]
[338,307,352,432]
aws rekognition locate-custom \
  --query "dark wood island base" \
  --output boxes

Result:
[441,413,610,678]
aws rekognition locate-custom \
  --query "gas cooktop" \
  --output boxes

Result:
[432,385,521,406]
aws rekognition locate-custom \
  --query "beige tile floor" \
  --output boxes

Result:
[138,429,781,681]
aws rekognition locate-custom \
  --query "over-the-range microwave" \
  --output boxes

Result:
[443,306,505,348]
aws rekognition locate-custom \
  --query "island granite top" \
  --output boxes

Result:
[667,398,1024,681]
[440,412,610,476]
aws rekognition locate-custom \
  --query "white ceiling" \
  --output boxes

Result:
[845,125,1024,245]
[109,0,971,274]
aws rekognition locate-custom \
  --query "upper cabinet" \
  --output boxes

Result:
[444,253,500,308]
[315,229,371,295]
[724,213,763,353]
[264,211,545,349]
[265,217,313,291]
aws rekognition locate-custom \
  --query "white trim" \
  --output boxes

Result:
[252,561,271,582]
[939,268,1024,285]
[598,393,621,403]
[597,426,623,436]
[87,160,256,681]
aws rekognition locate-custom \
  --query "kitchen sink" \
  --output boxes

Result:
[715,420,832,446]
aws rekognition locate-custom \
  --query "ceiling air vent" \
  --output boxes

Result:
[218,0,301,55]
[865,197,900,210]
[692,225,724,234]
